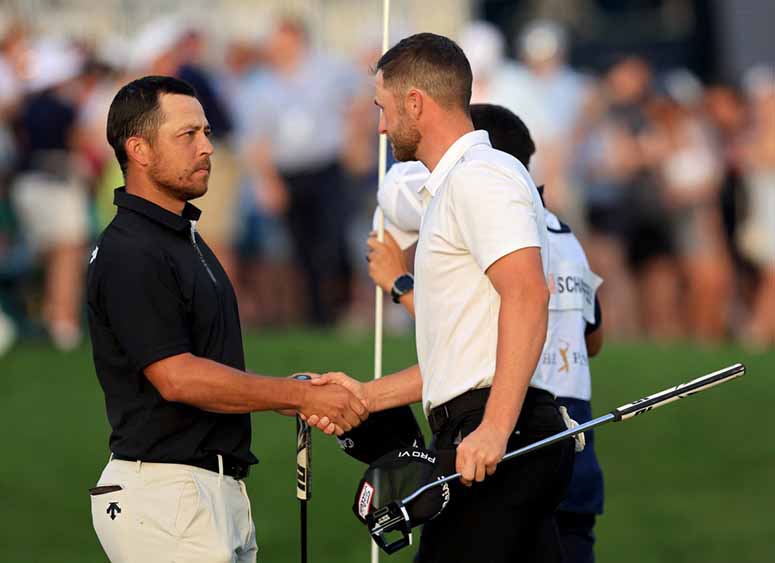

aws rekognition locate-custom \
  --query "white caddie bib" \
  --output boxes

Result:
[530,212,603,401]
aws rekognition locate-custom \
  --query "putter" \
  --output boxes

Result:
[367,363,746,554]
[294,374,313,563]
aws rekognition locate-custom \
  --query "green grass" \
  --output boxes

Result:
[0,331,772,562]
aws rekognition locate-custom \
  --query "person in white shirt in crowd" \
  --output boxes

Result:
[242,17,359,326]
[510,20,592,228]
[313,33,574,562]
[367,103,606,563]
[458,21,523,112]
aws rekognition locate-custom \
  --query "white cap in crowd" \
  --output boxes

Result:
[129,15,187,71]
[518,19,567,63]
[25,38,83,92]
[458,21,505,80]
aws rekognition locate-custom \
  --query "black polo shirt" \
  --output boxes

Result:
[87,188,257,466]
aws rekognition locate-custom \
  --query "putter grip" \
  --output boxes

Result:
[294,374,312,501]
[613,363,745,421]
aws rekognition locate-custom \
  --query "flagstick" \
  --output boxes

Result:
[372,1,391,562]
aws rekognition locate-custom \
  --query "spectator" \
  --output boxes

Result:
[650,70,732,342]
[511,20,591,226]
[458,21,522,111]
[577,57,650,338]
[704,83,754,329]
[738,65,775,347]
[10,39,87,350]
[243,18,358,326]
[225,35,302,327]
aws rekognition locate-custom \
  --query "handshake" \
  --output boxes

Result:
[294,372,370,436]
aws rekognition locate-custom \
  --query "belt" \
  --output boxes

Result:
[427,386,553,434]
[112,454,250,480]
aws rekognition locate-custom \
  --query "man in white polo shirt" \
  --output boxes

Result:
[315,34,574,562]
[366,103,606,563]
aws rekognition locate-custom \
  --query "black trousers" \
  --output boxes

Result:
[281,162,352,326]
[417,388,575,563]
[557,512,596,563]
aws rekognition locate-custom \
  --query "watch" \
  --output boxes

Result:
[390,273,414,304]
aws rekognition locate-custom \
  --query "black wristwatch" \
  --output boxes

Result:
[390,273,414,304]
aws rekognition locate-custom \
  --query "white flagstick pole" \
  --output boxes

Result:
[372,1,391,562]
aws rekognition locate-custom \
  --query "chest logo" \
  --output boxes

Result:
[89,246,99,264]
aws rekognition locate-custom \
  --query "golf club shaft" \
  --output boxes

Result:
[404,363,745,504]
[300,501,308,563]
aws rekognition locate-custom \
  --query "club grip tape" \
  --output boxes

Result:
[294,374,312,501]
[613,363,745,421]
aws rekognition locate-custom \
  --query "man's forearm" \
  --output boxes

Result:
[482,290,549,435]
[364,364,423,412]
[145,354,307,414]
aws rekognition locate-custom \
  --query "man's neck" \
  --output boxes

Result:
[125,173,185,215]
[416,114,475,172]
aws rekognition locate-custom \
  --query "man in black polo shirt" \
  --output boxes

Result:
[87,76,367,562]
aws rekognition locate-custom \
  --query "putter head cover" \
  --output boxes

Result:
[352,446,456,554]
[336,406,425,464]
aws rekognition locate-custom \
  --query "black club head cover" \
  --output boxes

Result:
[337,405,425,464]
[353,446,457,529]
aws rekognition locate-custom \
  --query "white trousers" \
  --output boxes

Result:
[90,459,257,562]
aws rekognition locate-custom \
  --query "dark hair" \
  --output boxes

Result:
[106,75,197,173]
[470,104,535,168]
[375,33,472,112]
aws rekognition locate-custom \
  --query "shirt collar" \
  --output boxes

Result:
[114,187,202,232]
[419,130,492,196]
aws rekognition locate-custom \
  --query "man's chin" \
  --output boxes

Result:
[182,182,209,201]
[165,184,207,202]
[391,147,416,162]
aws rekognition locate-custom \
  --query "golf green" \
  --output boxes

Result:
[0,330,771,562]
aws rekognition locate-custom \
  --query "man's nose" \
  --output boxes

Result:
[200,133,214,156]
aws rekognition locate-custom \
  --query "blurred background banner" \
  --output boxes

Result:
[0,0,772,561]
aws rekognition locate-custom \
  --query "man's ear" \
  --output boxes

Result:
[405,88,423,120]
[125,137,151,168]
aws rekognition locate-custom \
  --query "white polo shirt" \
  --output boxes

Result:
[381,131,548,413]
[376,163,602,406]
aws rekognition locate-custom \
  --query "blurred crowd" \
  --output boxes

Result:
[0,15,772,356]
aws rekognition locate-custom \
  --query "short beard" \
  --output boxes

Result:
[148,158,209,202]
[389,116,422,162]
